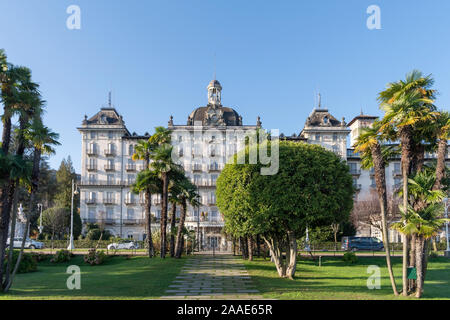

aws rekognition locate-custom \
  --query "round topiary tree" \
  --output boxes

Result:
[216,140,354,279]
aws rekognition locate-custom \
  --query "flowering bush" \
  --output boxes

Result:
[84,249,107,265]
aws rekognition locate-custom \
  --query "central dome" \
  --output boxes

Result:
[188,105,242,126]
[186,79,242,126]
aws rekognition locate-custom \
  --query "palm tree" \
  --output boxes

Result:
[431,111,450,191]
[151,144,180,258]
[175,178,200,258]
[394,170,446,298]
[378,70,437,295]
[354,123,398,295]
[167,169,186,257]
[148,127,174,258]
[132,169,161,257]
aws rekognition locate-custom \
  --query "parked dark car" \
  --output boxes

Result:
[341,236,384,251]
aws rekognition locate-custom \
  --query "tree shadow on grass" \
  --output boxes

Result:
[245,257,450,300]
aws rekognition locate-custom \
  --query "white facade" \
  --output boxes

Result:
[78,86,450,245]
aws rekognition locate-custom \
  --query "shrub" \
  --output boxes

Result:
[30,252,50,262]
[429,251,439,260]
[84,249,107,265]
[342,251,358,264]
[3,250,38,273]
[50,250,73,263]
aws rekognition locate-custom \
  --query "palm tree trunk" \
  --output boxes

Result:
[415,235,424,298]
[175,200,186,258]
[433,139,447,191]
[160,173,169,258]
[145,191,154,258]
[169,203,176,257]
[409,233,416,292]
[371,143,399,295]
[400,126,413,296]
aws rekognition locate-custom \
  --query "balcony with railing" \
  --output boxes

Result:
[79,179,123,186]
[86,164,97,172]
[347,149,360,158]
[104,149,116,157]
[196,180,217,187]
[207,163,223,172]
[124,197,136,205]
[103,198,116,205]
[392,169,402,177]
[125,164,136,172]
[104,164,115,171]
[87,148,98,156]
[123,219,145,225]
[85,199,97,205]
[192,164,203,172]
[349,168,361,176]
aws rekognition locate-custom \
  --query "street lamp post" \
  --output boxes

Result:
[67,179,78,251]
[37,203,43,234]
[444,198,450,258]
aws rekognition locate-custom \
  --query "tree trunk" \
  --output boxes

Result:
[247,236,253,261]
[160,173,169,258]
[433,139,447,191]
[169,203,176,257]
[256,234,261,258]
[4,187,19,290]
[409,233,416,293]
[371,143,399,295]
[174,200,187,258]
[286,231,298,279]
[400,126,413,296]
[415,235,424,298]
[0,180,15,288]
[263,236,286,278]
[145,191,154,258]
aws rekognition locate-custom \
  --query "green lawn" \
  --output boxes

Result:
[0,255,186,300]
[244,256,450,300]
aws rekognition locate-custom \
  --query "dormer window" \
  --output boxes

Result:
[323,116,328,124]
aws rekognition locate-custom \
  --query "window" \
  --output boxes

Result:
[315,133,320,141]
[194,175,201,184]
[370,177,376,187]
[106,192,114,202]
[106,207,114,220]
[88,142,97,154]
[394,162,401,173]
[349,163,357,172]
[88,174,96,183]
[333,133,338,141]
[107,174,114,184]
[108,131,114,139]
[128,144,134,156]
[127,174,135,185]
[127,208,135,219]
[90,131,96,139]
[211,210,218,221]
[88,208,96,220]
[88,192,96,201]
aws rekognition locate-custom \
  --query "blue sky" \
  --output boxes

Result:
[1,0,450,172]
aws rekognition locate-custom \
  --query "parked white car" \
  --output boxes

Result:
[6,238,44,249]
[107,240,136,250]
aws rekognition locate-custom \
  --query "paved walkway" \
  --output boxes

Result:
[160,255,264,300]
